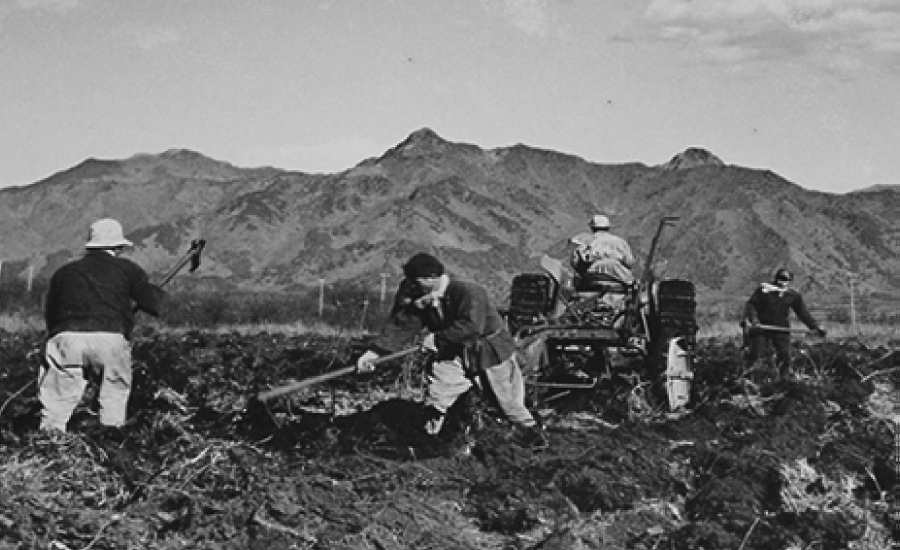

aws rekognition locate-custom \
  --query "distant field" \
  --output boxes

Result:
[5,309,898,353]
[0,286,388,336]
[698,319,900,344]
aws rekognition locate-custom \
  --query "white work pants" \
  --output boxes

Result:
[38,331,132,432]
[425,354,535,433]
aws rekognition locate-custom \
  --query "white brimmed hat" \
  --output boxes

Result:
[85,218,133,249]
[589,214,610,230]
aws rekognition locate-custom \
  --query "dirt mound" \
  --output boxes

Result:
[2,330,900,549]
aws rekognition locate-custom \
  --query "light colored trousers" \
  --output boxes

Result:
[425,354,535,433]
[39,331,132,432]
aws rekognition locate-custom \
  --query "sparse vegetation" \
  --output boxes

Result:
[0,284,391,335]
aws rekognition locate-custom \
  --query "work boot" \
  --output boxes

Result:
[515,425,548,450]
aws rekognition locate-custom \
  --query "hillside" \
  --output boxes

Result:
[1,128,898,319]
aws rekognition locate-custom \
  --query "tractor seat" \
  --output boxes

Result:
[574,272,632,294]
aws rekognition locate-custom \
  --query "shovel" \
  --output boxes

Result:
[255,346,420,402]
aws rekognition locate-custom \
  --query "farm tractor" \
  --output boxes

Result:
[507,217,698,414]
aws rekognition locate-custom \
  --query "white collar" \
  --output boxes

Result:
[761,282,787,294]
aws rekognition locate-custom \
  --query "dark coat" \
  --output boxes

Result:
[374,278,516,371]
[45,250,165,339]
[744,283,819,330]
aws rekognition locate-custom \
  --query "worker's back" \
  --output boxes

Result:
[570,230,634,283]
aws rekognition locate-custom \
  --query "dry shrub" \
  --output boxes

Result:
[780,458,860,514]
[0,432,144,547]
[779,458,893,550]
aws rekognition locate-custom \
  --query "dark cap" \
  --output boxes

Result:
[774,268,794,282]
[403,253,445,279]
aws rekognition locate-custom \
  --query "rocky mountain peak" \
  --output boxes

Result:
[403,127,444,145]
[159,148,206,160]
[123,149,248,180]
[661,148,724,170]
[386,128,451,159]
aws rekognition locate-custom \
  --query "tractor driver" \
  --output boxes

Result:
[570,214,635,284]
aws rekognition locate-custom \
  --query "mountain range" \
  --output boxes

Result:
[1,128,898,320]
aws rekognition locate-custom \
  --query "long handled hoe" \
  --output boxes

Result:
[254,347,420,403]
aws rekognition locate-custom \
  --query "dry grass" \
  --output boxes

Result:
[779,457,894,550]
[0,312,42,334]
[0,432,131,517]
[160,321,364,338]
[5,302,898,345]
[780,458,861,514]
[827,323,900,346]
[699,320,900,345]
[866,381,900,428]
[0,310,364,339]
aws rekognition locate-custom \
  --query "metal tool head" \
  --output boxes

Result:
[189,239,207,273]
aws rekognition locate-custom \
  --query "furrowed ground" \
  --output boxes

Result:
[2,328,900,550]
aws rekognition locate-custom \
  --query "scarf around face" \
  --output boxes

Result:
[413,274,450,310]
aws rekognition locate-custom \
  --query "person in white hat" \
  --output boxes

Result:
[39,218,165,433]
[569,214,634,283]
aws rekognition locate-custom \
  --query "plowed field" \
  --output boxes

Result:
[2,329,900,549]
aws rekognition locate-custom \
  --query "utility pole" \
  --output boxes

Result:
[318,279,325,317]
[848,271,858,332]
[360,298,369,331]
[380,273,389,303]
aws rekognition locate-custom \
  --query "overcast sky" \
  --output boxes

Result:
[1,0,898,194]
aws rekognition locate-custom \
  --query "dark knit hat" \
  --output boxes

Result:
[403,253,445,279]
[773,268,794,282]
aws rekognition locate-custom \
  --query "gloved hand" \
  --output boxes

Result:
[421,333,438,353]
[356,350,379,373]
[815,327,827,337]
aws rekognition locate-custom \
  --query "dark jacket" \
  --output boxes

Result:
[374,278,517,371]
[744,283,819,330]
[45,250,164,339]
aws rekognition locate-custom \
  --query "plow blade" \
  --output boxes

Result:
[665,337,693,411]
